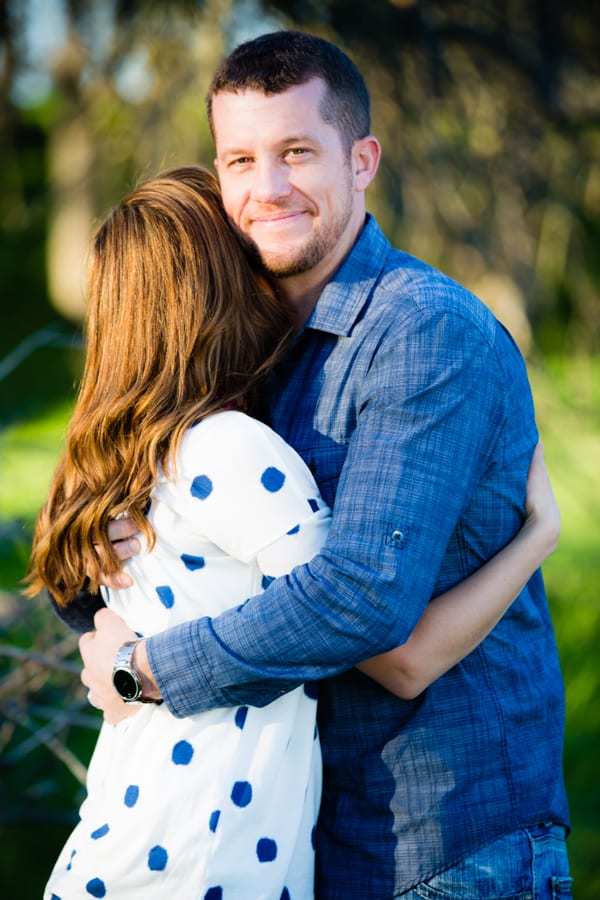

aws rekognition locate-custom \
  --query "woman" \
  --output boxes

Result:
[27,166,559,899]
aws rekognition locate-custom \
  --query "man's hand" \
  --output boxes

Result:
[80,608,139,724]
[95,517,141,590]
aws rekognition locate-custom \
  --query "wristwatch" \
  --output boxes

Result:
[112,640,155,703]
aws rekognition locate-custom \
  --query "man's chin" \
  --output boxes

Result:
[263,262,311,279]
[259,246,319,279]
[228,225,310,277]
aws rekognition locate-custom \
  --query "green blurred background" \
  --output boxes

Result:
[1,1,598,896]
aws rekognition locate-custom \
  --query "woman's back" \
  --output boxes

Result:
[44,411,330,900]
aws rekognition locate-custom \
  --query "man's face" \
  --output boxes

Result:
[212,78,360,281]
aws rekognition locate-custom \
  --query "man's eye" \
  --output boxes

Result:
[231,157,252,166]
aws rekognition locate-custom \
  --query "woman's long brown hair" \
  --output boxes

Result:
[25,166,291,604]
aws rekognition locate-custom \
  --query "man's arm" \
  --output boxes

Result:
[81,310,535,718]
[357,443,560,698]
[81,437,558,719]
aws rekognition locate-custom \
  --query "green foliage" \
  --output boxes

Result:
[530,359,600,898]
[0,399,76,526]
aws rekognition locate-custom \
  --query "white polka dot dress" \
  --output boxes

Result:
[45,411,331,900]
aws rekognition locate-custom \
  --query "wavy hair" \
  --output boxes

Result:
[26,166,291,603]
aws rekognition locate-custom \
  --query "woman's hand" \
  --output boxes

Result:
[93,517,141,590]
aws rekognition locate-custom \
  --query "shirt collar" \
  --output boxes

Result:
[303,215,391,337]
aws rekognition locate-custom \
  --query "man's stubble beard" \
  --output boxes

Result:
[253,170,354,280]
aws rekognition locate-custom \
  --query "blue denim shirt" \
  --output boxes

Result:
[101,216,569,896]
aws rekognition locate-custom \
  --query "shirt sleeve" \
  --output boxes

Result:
[147,312,514,716]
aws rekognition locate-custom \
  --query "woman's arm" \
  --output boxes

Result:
[357,444,560,699]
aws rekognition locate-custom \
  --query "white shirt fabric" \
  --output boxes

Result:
[45,411,331,900]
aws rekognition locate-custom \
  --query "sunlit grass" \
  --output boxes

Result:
[0,399,72,523]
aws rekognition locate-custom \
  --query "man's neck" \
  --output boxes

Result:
[275,211,368,331]
[276,272,328,333]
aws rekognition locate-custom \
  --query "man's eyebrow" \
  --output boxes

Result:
[219,147,252,157]
[219,134,320,156]
[280,134,318,144]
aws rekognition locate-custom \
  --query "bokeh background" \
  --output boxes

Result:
[1,0,599,896]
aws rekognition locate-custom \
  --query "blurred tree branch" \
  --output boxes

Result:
[0,0,598,349]
[0,594,99,809]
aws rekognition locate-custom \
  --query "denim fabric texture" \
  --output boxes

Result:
[399,823,572,900]
[133,216,568,895]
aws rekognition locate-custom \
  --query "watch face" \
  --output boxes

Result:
[113,667,141,701]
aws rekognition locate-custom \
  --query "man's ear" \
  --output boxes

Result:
[352,136,381,192]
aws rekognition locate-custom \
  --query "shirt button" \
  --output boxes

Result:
[388,527,404,547]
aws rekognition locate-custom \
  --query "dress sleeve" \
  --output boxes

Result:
[48,585,106,634]
[167,411,330,571]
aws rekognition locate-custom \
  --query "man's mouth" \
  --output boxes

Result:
[249,209,308,226]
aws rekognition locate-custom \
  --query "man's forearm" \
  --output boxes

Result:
[145,614,307,716]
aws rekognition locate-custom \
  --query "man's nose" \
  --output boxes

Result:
[251,160,292,203]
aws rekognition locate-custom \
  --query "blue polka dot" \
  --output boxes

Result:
[172,740,194,765]
[304,681,319,700]
[261,574,274,589]
[156,585,174,609]
[85,879,106,898]
[50,895,62,899]
[124,784,139,808]
[66,849,76,871]
[234,706,248,729]
[280,890,291,900]
[286,524,300,535]
[90,824,109,840]
[311,825,317,849]
[204,889,223,900]
[261,467,285,492]
[308,497,319,512]
[257,837,278,862]
[148,845,168,871]
[209,809,220,833]
[181,553,205,571]
[231,780,252,807]
[191,474,213,500]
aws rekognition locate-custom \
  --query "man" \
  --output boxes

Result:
[67,31,570,898]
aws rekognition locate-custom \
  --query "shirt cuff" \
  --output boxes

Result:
[145,618,223,717]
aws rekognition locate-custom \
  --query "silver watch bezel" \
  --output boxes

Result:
[112,640,143,702]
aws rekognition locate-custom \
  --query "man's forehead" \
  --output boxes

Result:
[212,78,327,114]
[212,80,330,145]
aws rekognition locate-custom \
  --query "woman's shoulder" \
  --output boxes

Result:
[179,409,322,497]
[177,410,303,475]
[183,409,279,450]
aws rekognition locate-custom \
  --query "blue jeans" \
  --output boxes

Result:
[399,823,572,899]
